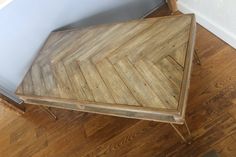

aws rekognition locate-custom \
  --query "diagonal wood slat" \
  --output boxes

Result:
[96,59,139,106]
[80,60,115,104]
[64,61,94,101]
[155,56,184,88]
[114,58,164,108]
[135,59,179,108]
[16,14,196,123]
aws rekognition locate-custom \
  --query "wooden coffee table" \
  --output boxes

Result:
[16,14,196,142]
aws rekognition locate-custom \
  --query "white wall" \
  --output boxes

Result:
[0,0,164,92]
[178,0,236,49]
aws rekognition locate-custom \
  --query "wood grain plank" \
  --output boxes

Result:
[22,72,34,95]
[177,14,196,117]
[31,64,46,96]
[145,24,190,63]
[108,16,179,64]
[91,18,160,64]
[96,59,139,106]
[155,56,183,89]
[51,62,77,99]
[36,31,76,65]
[41,64,60,97]
[41,31,68,53]
[63,24,124,63]
[114,58,164,108]
[169,43,187,67]
[64,61,94,101]
[79,60,115,103]
[135,59,179,109]
[51,27,107,64]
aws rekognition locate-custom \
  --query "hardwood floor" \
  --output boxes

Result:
[0,4,236,157]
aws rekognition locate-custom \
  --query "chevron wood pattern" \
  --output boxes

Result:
[16,14,196,124]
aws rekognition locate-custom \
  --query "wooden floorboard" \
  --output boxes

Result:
[0,4,236,157]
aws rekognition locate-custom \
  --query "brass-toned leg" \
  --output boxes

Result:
[170,120,192,144]
[194,49,201,65]
[184,120,191,137]
[170,123,187,143]
[40,106,57,120]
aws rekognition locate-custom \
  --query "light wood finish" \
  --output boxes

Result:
[0,4,236,156]
[167,0,178,13]
[15,14,196,124]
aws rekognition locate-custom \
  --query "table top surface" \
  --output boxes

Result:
[16,14,196,124]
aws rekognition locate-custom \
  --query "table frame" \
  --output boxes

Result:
[16,14,197,143]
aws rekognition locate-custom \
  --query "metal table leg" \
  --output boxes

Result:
[170,120,192,144]
[40,106,57,120]
[194,49,201,65]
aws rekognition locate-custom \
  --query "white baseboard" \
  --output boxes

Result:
[177,1,236,49]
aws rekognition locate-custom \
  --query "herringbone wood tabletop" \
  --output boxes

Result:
[16,14,196,123]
